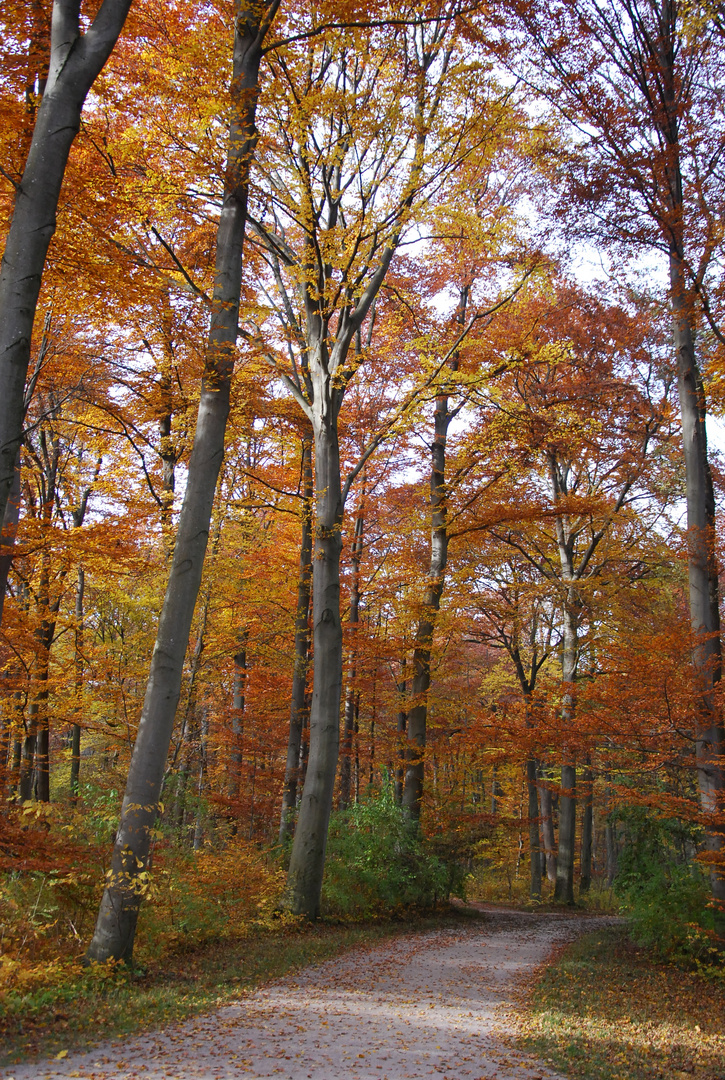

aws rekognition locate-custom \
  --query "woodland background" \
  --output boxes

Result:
[2,0,725,1016]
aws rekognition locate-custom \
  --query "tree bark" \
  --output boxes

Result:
[402,293,464,821]
[538,772,557,883]
[394,659,407,805]
[0,0,134,534]
[670,249,725,900]
[579,757,593,894]
[527,757,542,900]
[70,564,84,799]
[554,592,578,905]
[339,477,365,811]
[85,1,279,964]
[229,633,247,804]
[282,420,344,917]
[279,431,313,841]
[0,458,21,627]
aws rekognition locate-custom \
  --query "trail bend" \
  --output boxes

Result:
[2,909,618,1080]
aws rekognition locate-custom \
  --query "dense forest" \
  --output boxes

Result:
[2,0,725,993]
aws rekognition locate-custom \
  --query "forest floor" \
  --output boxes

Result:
[519,919,725,1080]
[0,907,609,1080]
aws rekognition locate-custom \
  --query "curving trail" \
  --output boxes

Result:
[1,909,616,1080]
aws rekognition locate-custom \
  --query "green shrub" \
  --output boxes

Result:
[613,807,721,964]
[321,789,449,918]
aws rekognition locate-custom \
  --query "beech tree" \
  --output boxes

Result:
[249,3,517,916]
[0,0,135,582]
[509,0,725,895]
[86,0,280,964]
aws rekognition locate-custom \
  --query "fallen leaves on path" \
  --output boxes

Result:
[0,912,589,1080]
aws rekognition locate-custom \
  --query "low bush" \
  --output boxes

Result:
[613,807,721,965]
[321,788,449,917]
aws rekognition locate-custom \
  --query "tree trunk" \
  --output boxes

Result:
[32,547,56,804]
[279,431,313,841]
[538,770,557,882]
[85,2,279,964]
[18,728,36,802]
[579,758,593,894]
[282,421,344,918]
[549,449,580,906]
[554,590,578,906]
[394,659,407,805]
[339,478,365,810]
[670,248,725,901]
[0,0,134,534]
[402,293,464,820]
[159,290,178,558]
[0,457,21,627]
[527,757,542,900]
[229,633,247,804]
[70,565,84,799]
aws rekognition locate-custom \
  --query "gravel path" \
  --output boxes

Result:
[1,909,614,1080]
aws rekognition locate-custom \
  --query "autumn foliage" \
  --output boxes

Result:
[2,0,725,986]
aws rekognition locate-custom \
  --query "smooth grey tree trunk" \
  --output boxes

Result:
[394,659,407,805]
[401,389,452,820]
[0,460,21,627]
[605,823,618,887]
[279,431,313,841]
[229,633,248,804]
[86,0,279,963]
[527,757,542,900]
[554,595,578,905]
[274,23,441,917]
[579,758,593,894]
[339,479,365,811]
[282,420,345,917]
[547,452,581,905]
[670,249,725,901]
[0,0,134,536]
[70,564,84,799]
[539,776,557,883]
[402,293,465,820]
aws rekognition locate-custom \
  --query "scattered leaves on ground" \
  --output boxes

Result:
[518,925,725,1080]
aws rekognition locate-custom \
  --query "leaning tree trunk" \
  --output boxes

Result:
[282,420,344,918]
[670,248,725,901]
[279,431,313,842]
[0,0,134,542]
[86,1,279,964]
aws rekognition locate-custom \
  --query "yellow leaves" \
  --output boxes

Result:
[55,1049,68,1060]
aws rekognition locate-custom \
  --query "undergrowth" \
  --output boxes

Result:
[0,790,468,1067]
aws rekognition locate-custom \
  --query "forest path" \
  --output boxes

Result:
[2,909,618,1080]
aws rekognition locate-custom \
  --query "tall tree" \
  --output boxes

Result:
[402,289,467,820]
[510,0,725,896]
[251,4,497,917]
[85,0,280,964]
[0,0,135,563]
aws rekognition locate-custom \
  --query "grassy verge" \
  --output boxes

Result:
[0,909,468,1068]
[519,925,725,1080]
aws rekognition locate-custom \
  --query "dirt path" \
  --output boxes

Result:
[1,910,615,1080]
